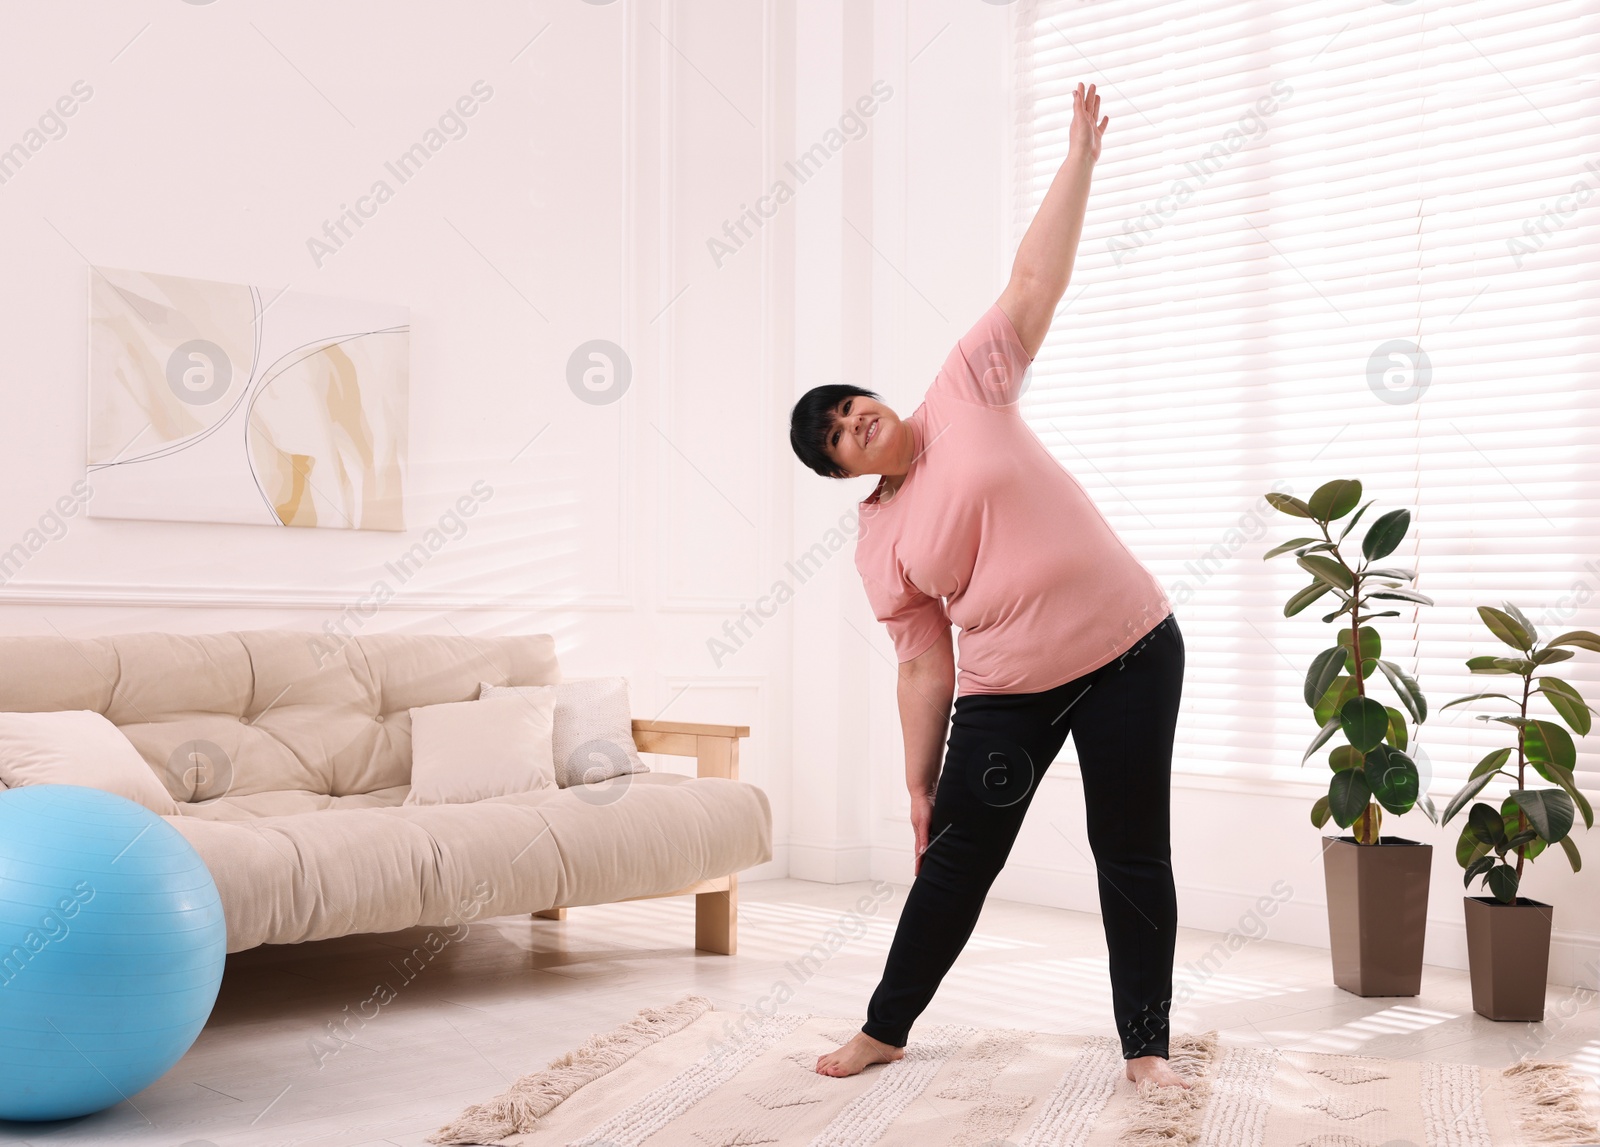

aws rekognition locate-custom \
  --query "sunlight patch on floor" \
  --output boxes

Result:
[1275,1004,1461,1054]
[1569,1038,1600,1084]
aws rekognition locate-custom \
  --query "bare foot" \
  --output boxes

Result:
[815,1031,905,1077]
[1126,1055,1191,1089]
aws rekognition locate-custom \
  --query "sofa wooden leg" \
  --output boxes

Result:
[696,875,737,954]
[533,907,567,921]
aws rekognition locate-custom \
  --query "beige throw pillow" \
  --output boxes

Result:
[0,709,178,815]
[478,677,648,788]
[403,690,557,806]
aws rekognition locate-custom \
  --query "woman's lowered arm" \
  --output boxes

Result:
[997,82,1108,359]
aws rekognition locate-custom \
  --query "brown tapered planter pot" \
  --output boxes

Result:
[1463,895,1553,1022]
[1321,835,1432,996]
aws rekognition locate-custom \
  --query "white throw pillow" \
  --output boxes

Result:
[0,709,178,815]
[478,677,648,788]
[404,690,558,806]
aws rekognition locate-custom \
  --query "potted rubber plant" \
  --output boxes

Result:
[1439,605,1597,1021]
[1265,478,1437,996]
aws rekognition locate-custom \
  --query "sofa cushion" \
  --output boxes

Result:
[0,709,179,815]
[479,677,649,787]
[174,786,409,821]
[166,772,773,952]
[404,691,557,806]
[0,629,559,800]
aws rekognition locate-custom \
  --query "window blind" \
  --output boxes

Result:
[1013,0,1600,791]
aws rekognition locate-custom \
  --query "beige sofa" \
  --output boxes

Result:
[0,628,771,955]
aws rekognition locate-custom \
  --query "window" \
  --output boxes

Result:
[1014,0,1600,790]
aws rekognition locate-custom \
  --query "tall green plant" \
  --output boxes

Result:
[1439,605,1597,903]
[1265,479,1436,844]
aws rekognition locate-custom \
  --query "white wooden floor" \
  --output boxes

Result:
[2,877,1597,1146]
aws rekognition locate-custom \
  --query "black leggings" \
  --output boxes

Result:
[860,612,1184,1060]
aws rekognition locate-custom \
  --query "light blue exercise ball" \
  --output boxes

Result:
[0,784,226,1121]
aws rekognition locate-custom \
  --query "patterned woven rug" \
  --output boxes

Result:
[430,994,1600,1146]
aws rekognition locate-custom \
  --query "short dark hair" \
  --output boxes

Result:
[789,384,880,478]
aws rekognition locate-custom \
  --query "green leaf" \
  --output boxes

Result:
[1313,675,1361,728]
[1375,659,1427,724]
[1385,706,1409,752]
[1338,626,1382,674]
[1537,677,1593,736]
[1538,761,1594,830]
[1506,828,1541,851]
[1303,715,1344,763]
[1328,768,1373,827]
[1479,605,1534,651]
[1266,492,1317,519]
[1362,508,1411,561]
[1341,696,1391,753]
[1418,792,1439,824]
[1321,600,1356,625]
[1511,788,1576,844]
[1309,479,1363,522]
[1468,801,1508,848]
[1441,692,1519,710]
[1470,747,1514,781]
[1525,719,1578,772]
[1328,745,1363,772]
[1285,581,1334,617]
[1304,647,1348,708]
[1370,748,1420,814]
[1549,629,1600,654]
[1264,536,1319,560]
[1368,588,1436,606]
[1463,853,1497,887]
[1442,768,1498,825]
[1457,825,1492,866]
[1299,554,1354,591]
[1310,794,1332,828]
[1338,500,1376,541]
[1503,603,1540,645]
[1364,566,1418,581]
[1532,646,1576,665]
[1486,863,1520,904]
[1466,655,1518,675]
[1559,834,1582,873]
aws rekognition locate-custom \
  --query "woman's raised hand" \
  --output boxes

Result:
[1070,81,1108,164]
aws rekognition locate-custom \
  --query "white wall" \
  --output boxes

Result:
[0,0,793,882]
[2,0,1593,990]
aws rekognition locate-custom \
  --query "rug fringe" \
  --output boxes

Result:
[1118,1031,1219,1145]
[1503,1059,1600,1144]
[427,993,715,1145]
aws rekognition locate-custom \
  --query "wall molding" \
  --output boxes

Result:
[0,582,634,611]
[789,839,874,884]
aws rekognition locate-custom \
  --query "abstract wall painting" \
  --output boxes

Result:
[87,266,409,530]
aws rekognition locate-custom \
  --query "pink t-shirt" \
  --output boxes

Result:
[854,302,1173,696]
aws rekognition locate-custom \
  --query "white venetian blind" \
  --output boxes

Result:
[1013,0,1600,791]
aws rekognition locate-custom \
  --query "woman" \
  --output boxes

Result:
[788,84,1188,1089]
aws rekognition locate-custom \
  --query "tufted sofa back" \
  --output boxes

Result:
[0,629,559,801]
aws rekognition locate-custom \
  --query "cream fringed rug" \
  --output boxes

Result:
[430,994,1600,1147]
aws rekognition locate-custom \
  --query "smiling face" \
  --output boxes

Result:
[825,394,911,478]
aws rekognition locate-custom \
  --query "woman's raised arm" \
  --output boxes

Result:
[997,82,1108,359]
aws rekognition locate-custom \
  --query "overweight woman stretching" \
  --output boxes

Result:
[788,84,1188,1089]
